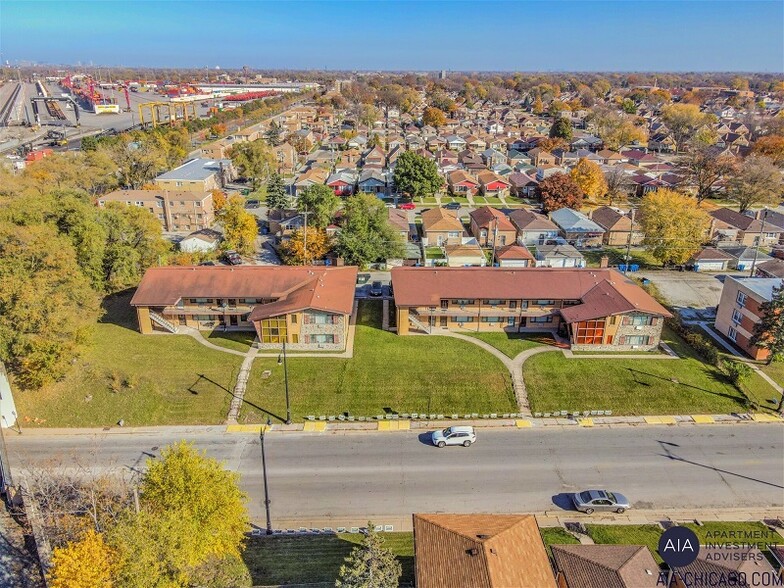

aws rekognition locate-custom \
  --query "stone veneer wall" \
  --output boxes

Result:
[570,322,663,352]
[255,312,347,351]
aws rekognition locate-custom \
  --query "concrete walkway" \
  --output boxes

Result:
[226,346,259,424]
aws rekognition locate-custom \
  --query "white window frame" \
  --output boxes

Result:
[736,291,747,307]
[728,327,738,342]
[731,309,742,324]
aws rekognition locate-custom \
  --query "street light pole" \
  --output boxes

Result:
[278,339,291,425]
[260,417,273,535]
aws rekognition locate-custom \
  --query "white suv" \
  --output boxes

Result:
[431,426,476,448]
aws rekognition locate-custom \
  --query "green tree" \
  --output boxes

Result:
[219,197,258,255]
[264,121,282,146]
[266,172,289,210]
[621,98,637,114]
[539,173,583,213]
[0,223,100,388]
[334,193,404,267]
[392,151,444,200]
[230,139,276,189]
[105,134,169,189]
[549,117,573,140]
[661,104,710,152]
[297,184,341,229]
[728,155,782,213]
[639,188,710,265]
[336,522,402,588]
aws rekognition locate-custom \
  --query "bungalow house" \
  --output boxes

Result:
[509,209,560,245]
[494,244,535,267]
[421,207,465,247]
[326,170,357,196]
[506,149,531,167]
[477,170,511,198]
[597,149,625,165]
[755,258,784,278]
[444,243,486,267]
[551,545,660,588]
[508,172,539,199]
[465,135,487,152]
[469,206,516,247]
[647,132,676,153]
[445,134,467,151]
[290,167,329,197]
[357,169,388,195]
[570,135,603,151]
[689,247,734,271]
[412,514,557,588]
[362,145,386,167]
[179,228,222,253]
[534,244,586,268]
[590,206,643,246]
[447,169,480,197]
[528,148,556,167]
[391,267,670,351]
[435,149,459,167]
[709,208,784,247]
[549,208,605,247]
[480,148,507,167]
[388,208,413,242]
[130,266,357,351]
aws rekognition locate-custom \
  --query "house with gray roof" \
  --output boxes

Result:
[533,243,586,268]
[549,208,605,247]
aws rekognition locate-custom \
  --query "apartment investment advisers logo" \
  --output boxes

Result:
[658,526,700,567]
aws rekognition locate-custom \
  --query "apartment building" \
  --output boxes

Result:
[154,158,234,193]
[391,267,670,351]
[97,189,214,233]
[130,266,357,351]
[714,276,782,360]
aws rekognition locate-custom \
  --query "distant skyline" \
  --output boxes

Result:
[2,1,783,72]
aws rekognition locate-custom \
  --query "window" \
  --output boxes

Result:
[169,201,175,207]
[448,231,460,238]
[481,317,502,323]
[507,317,515,326]
[243,298,256,304]
[622,314,655,326]
[728,327,737,342]
[482,299,504,306]
[452,317,471,324]
[311,334,335,344]
[536,300,555,306]
[260,317,287,343]
[175,181,183,187]
[731,309,742,324]
[156,201,163,208]
[195,201,201,207]
[440,300,449,309]
[291,314,297,324]
[625,335,648,346]
[455,299,475,306]
[736,291,747,307]
[574,319,605,344]
[530,315,553,323]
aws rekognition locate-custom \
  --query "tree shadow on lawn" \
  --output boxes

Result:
[190,373,287,423]
[626,368,745,404]
[98,289,138,331]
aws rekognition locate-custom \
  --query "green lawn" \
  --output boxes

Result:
[242,532,414,587]
[15,292,243,427]
[586,524,665,563]
[582,248,661,269]
[760,360,784,392]
[206,329,256,352]
[524,328,748,415]
[239,301,515,422]
[425,246,445,259]
[463,331,555,358]
[484,196,504,205]
[540,526,580,556]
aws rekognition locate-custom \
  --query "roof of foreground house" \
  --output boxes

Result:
[131,266,357,320]
[413,513,557,588]
[551,544,660,588]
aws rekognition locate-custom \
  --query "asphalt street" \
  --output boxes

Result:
[6,425,783,524]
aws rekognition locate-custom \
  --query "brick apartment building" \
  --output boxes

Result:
[97,189,214,233]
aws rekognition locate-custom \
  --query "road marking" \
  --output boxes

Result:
[377,420,410,431]
[515,419,532,428]
[751,413,783,422]
[691,415,715,424]
[226,424,270,433]
[303,421,327,432]
[643,416,677,425]
[578,418,594,427]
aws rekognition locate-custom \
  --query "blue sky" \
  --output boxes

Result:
[2,1,782,71]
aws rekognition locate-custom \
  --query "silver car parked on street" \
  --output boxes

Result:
[571,489,630,514]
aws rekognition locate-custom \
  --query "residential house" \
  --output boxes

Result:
[590,206,643,246]
[357,169,388,195]
[391,267,670,350]
[200,140,230,160]
[412,513,557,588]
[647,133,676,153]
[131,266,357,351]
[597,149,625,165]
[477,171,511,198]
[534,244,586,268]
[445,134,467,151]
[154,158,234,193]
[528,148,556,166]
[671,545,776,588]
[709,208,784,247]
[549,208,605,247]
[445,243,487,267]
[272,143,297,173]
[720,246,772,271]
[466,135,487,152]
[481,148,506,167]
[469,206,516,247]
[421,207,465,246]
[326,170,357,196]
[97,189,214,233]
[551,545,660,588]
[494,244,535,267]
[508,172,539,199]
[755,258,784,278]
[363,145,386,168]
[388,208,413,242]
[714,276,782,360]
[447,169,480,197]
[509,209,560,246]
[290,167,329,197]
[179,228,222,253]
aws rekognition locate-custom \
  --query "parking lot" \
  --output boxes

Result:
[637,270,737,320]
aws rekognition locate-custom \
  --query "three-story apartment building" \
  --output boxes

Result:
[714,276,781,360]
[97,189,214,233]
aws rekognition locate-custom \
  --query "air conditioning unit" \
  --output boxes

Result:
[631,345,639,349]
[635,326,643,330]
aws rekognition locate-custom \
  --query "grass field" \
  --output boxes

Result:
[586,524,666,563]
[15,292,243,427]
[242,533,414,586]
[462,331,556,358]
[205,329,257,352]
[524,328,749,415]
[239,301,516,422]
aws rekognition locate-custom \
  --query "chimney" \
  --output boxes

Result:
[600,256,609,268]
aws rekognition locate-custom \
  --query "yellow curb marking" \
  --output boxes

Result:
[578,418,594,427]
[303,421,327,432]
[751,413,783,422]
[644,416,677,425]
[515,419,532,428]
[692,415,715,424]
[377,420,410,431]
[226,424,270,433]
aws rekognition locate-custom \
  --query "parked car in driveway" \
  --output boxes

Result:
[356,273,371,285]
[398,202,416,210]
[571,490,630,514]
[224,250,243,265]
[431,426,476,448]
[368,281,383,297]
[443,202,461,210]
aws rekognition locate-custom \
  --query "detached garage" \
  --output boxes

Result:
[690,247,733,272]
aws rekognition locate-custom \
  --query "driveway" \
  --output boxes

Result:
[638,270,736,320]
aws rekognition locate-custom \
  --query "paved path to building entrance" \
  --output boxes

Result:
[226,345,259,424]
